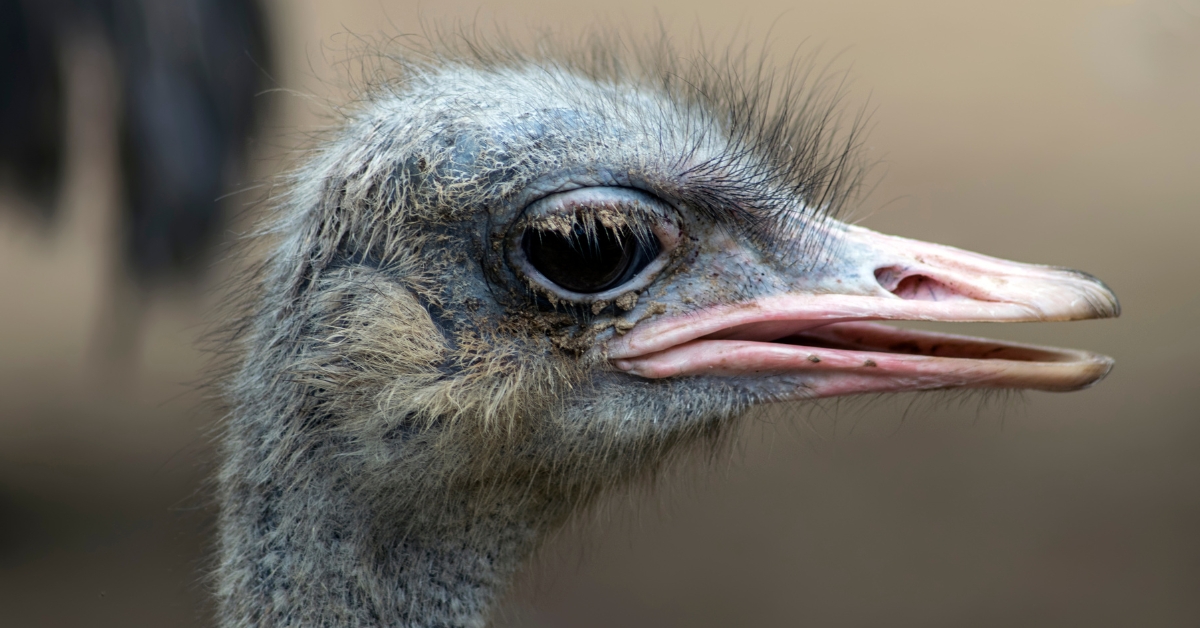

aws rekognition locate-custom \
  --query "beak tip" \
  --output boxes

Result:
[1072,353,1116,390]
[1107,296,1122,319]
[1093,287,1121,320]
[1070,268,1121,319]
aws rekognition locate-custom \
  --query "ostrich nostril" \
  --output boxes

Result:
[873,265,906,293]
[875,266,973,302]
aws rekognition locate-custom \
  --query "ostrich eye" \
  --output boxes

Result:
[509,186,680,303]
[522,218,660,294]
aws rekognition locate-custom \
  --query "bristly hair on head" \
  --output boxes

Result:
[328,19,877,265]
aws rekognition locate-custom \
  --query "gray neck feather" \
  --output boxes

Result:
[216,415,562,627]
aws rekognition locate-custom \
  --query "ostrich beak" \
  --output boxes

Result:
[608,225,1119,398]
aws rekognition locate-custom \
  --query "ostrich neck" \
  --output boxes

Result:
[216,416,558,628]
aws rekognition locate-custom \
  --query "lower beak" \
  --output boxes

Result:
[607,225,1119,398]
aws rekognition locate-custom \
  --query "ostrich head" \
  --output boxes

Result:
[218,36,1118,628]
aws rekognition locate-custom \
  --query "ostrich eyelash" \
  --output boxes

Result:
[506,187,680,309]
[516,195,663,251]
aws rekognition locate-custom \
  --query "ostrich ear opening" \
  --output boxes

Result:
[609,224,1119,398]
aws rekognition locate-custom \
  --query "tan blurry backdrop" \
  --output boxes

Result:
[1,0,1198,626]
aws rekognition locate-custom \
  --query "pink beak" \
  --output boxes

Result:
[608,225,1119,398]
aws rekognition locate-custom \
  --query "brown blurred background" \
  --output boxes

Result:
[1,0,1197,626]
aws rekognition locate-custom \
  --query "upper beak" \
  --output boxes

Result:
[608,225,1119,398]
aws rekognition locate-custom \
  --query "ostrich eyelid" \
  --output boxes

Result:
[506,187,682,304]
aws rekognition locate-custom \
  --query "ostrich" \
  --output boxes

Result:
[215,35,1119,628]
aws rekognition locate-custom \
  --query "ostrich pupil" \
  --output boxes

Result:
[522,217,658,294]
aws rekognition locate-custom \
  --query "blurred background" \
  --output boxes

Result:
[1,0,1197,626]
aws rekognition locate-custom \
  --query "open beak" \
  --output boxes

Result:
[608,225,1119,398]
